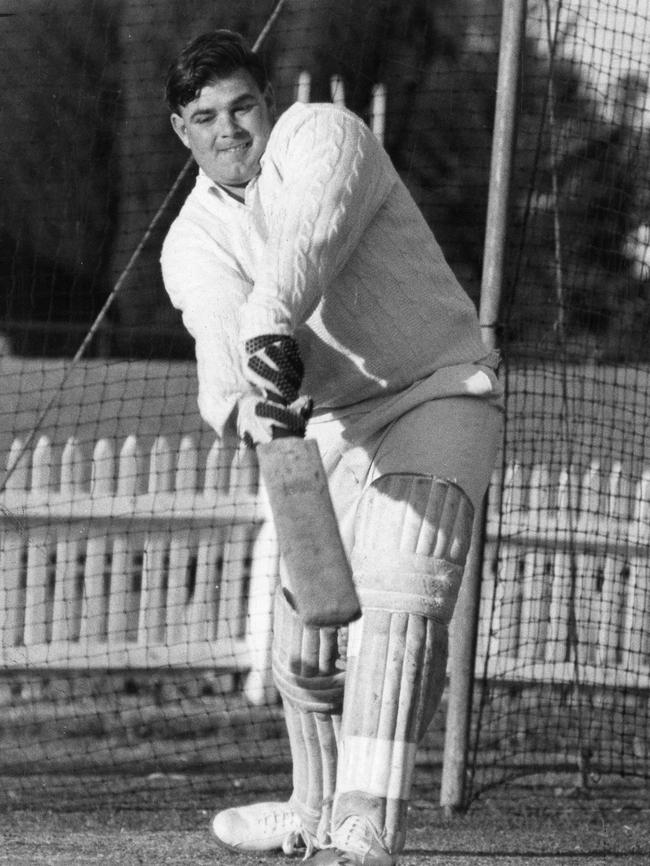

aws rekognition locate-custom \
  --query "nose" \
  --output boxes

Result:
[216,112,240,138]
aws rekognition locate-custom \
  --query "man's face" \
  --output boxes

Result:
[171,70,274,191]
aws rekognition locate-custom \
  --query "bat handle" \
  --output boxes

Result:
[272,426,297,439]
[264,388,309,440]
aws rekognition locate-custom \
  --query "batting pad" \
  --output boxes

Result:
[333,474,474,853]
[272,589,345,843]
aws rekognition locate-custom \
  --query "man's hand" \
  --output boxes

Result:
[239,334,312,446]
[243,334,304,404]
[237,392,313,448]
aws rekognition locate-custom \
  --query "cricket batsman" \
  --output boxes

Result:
[161,29,503,865]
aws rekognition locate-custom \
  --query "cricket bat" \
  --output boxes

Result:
[256,436,361,627]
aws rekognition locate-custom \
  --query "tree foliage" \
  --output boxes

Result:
[506,47,650,360]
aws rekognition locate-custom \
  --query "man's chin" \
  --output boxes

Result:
[216,167,259,188]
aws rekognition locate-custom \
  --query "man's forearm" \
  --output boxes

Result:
[239,105,395,341]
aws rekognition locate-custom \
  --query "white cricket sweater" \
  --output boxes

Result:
[161,101,494,438]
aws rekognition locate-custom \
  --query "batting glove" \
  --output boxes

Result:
[237,392,313,449]
[243,334,304,404]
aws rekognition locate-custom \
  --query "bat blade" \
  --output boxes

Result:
[256,437,361,626]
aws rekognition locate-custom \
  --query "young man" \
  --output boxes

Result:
[162,29,502,866]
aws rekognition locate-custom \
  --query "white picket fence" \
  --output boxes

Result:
[0,434,279,705]
[2,434,650,697]
[479,461,650,689]
[295,70,387,142]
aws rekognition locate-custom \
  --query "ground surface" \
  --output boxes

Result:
[1,771,649,865]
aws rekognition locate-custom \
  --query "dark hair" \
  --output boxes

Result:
[165,29,269,113]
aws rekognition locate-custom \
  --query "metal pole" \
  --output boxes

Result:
[440,0,526,813]
[479,0,527,355]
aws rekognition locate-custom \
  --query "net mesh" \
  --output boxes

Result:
[0,0,648,808]
[467,0,650,801]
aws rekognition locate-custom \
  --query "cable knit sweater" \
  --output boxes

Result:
[161,101,493,437]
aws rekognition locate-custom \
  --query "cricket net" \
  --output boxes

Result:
[0,0,648,809]
[465,0,650,802]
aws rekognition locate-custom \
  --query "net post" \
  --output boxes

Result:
[440,0,527,813]
[441,511,489,813]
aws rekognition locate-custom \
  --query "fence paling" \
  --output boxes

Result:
[482,461,650,688]
[51,437,84,644]
[245,519,280,705]
[0,433,276,704]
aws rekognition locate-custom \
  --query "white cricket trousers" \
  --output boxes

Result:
[308,360,504,551]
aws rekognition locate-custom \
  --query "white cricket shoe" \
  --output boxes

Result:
[211,801,304,854]
[308,815,396,865]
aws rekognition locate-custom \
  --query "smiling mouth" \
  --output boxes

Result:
[218,141,251,155]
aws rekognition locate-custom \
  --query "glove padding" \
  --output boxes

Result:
[243,335,304,404]
[237,392,313,448]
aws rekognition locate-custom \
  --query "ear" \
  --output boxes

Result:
[170,113,190,148]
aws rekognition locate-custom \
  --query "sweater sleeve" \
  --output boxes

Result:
[239,105,396,342]
[161,222,250,437]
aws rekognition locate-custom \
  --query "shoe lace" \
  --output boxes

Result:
[331,816,373,857]
[330,816,395,864]
[258,805,297,832]
[282,827,319,860]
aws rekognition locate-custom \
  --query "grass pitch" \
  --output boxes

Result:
[1,771,649,865]
[1,677,648,865]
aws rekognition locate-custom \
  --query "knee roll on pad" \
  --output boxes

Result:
[351,474,474,625]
